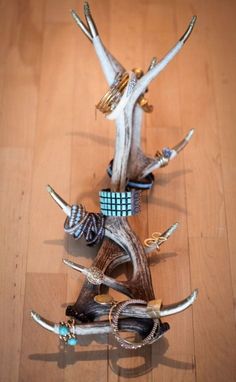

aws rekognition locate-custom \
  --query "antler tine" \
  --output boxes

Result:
[162,222,179,239]
[141,128,195,178]
[172,128,194,154]
[71,6,124,76]
[31,311,58,333]
[46,185,71,216]
[31,311,111,336]
[31,311,166,339]
[122,289,198,318]
[63,259,133,297]
[144,222,179,254]
[128,16,197,108]
[83,2,125,75]
[71,2,120,85]
[71,9,93,41]
[83,2,98,38]
[159,289,198,317]
[180,15,197,44]
[31,289,198,336]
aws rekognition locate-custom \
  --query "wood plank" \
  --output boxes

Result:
[26,23,75,273]
[0,1,17,107]
[205,0,236,320]
[0,148,32,382]
[0,0,44,148]
[147,127,195,382]
[19,273,67,382]
[0,1,236,381]
[176,2,227,239]
[189,237,236,381]
[0,2,44,380]
[176,1,236,381]
[64,1,111,381]
[144,2,195,380]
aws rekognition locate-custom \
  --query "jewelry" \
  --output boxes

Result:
[58,319,79,346]
[86,266,104,285]
[146,299,162,318]
[132,67,153,113]
[96,72,129,114]
[94,294,115,305]
[107,159,155,190]
[96,68,153,116]
[64,204,105,246]
[144,232,167,250]
[99,189,141,217]
[109,299,161,349]
[155,150,170,167]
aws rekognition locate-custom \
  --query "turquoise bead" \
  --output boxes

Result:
[67,337,79,346]
[59,325,69,336]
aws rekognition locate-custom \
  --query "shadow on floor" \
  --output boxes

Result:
[29,336,194,377]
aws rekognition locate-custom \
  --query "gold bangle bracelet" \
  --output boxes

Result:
[96,68,153,115]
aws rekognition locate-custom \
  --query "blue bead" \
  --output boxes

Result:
[59,325,69,336]
[67,337,79,346]
[162,147,172,158]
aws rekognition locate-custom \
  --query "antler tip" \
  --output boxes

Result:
[180,15,197,44]
[164,222,179,238]
[30,310,57,333]
[46,184,53,194]
[63,258,70,266]
[63,258,85,274]
[192,288,199,301]
[191,15,197,25]
[172,221,179,229]
[31,310,38,320]
[84,1,90,14]
[186,128,195,141]
[70,9,76,17]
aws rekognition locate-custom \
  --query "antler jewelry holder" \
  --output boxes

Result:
[31,2,198,350]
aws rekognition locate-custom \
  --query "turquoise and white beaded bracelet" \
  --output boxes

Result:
[99,189,141,217]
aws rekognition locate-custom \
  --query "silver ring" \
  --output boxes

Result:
[87,266,104,285]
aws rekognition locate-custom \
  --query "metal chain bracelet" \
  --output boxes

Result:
[109,299,161,349]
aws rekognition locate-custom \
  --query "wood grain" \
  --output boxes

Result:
[0,1,236,381]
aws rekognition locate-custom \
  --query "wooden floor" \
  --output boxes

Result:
[1,0,236,381]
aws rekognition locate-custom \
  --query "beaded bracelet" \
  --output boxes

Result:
[99,189,141,216]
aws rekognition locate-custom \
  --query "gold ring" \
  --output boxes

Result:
[96,68,153,115]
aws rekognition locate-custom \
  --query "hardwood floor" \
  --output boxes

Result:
[0,1,236,381]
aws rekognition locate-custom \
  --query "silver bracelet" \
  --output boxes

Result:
[109,299,160,349]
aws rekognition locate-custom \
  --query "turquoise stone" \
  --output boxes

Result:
[59,325,69,336]
[67,337,79,346]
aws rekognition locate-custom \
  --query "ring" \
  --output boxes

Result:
[96,68,153,116]
[96,72,129,114]
[109,299,161,349]
[87,266,104,285]
[58,319,79,346]
[155,150,169,167]
[144,232,167,250]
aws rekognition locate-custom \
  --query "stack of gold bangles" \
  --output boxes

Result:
[96,68,153,115]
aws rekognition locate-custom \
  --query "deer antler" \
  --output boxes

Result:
[31,3,198,349]
[71,3,196,187]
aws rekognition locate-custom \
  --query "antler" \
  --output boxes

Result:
[31,2,198,349]
[71,4,196,189]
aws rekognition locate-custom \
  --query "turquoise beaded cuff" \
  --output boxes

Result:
[99,189,141,216]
